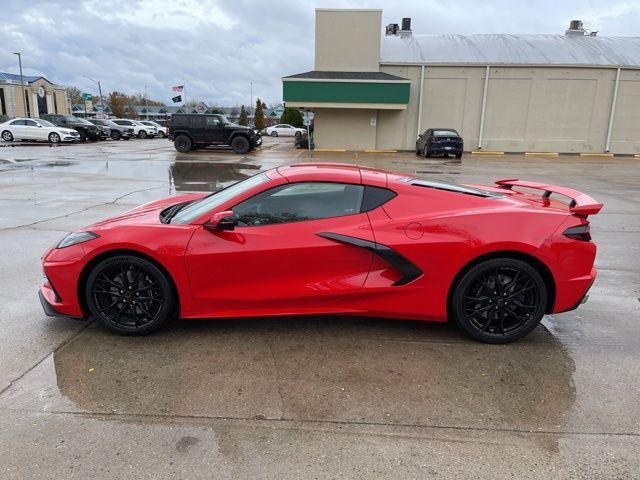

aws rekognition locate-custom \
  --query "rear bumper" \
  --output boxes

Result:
[429,145,463,155]
[554,267,596,313]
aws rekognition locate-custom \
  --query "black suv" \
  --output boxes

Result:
[169,114,262,154]
[88,119,133,140]
[40,114,99,142]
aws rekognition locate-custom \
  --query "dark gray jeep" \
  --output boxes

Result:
[169,114,262,154]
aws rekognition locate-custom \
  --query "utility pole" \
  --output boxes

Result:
[13,52,28,117]
[144,85,149,119]
[84,76,105,118]
[250,82,253,127]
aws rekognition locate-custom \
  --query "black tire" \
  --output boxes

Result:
[231,136,250,154]
[48,132,61,144]
[455,153,462,159]
[157,131,166,138]
[174,135,192,153]
[78,130,87,142]
[2,130,14,142]
[270,131,278,137]
[138,130,147,139]
[123,136,131,141]
[111,130,122,141]
[85,255,176,336]
[450,258,547,344]
[424,148,431,158]
[295,131,302,138]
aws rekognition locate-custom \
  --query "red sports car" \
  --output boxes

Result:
[39,163,601,343]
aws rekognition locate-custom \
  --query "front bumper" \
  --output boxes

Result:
[252,135,263,147]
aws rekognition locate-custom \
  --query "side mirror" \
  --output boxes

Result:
[205,210,237,231]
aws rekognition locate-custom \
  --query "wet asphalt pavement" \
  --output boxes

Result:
[0,137,639,479]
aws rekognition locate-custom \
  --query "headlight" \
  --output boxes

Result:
[57,231,100,249]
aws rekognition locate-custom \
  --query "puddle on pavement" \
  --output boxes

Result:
[0,317,576,443]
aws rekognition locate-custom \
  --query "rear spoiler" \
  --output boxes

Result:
[495,179,603,216]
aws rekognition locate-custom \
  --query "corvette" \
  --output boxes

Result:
[39,163,602,343]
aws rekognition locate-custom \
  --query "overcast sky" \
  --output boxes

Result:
[1,0,639,107]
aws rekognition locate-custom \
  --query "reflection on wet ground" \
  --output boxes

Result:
[1,317,575,434]
[170,162,261,192]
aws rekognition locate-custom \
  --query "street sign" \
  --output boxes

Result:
[274,105,284,116]
[82,93,92,101]
[196,102,207,114]
[303,116,311,126]
[84,100,93,112]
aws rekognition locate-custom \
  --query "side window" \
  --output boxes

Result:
[232,182,365,226]
[172,116,187,127]
[361,186,397,212]
[10,120,25,126]
[205,116,220,128]
[191,116,205,129]
[24,120,38,127]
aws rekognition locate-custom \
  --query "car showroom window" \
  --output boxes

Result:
[232,182,364,227]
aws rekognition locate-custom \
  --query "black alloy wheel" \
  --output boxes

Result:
[450,258,547,343]
[111,130,121,140]
[174,135,191,153]
[231,136,250,154]
[85,255,176,335]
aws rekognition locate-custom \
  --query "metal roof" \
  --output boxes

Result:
[284,70,409,81]
[381,34,640,68]
[0,72,50,83]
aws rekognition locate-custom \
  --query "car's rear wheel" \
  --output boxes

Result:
[2,130,14,142]
[48,132,61,144]
[231,136,250,154]
[455,153,462,159]
[270,131,278,137]
[85,255,176,335]
[138,130,147,139]
[174,135,192,153]
[111,130,121,140]
[450,258,547,343]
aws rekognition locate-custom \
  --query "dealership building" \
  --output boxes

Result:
[283,9,640,154]
[0,72,70,118]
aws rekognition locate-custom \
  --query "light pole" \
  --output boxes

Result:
[250,82,253,127]
[13,52,28,117]
[84,75,105,118]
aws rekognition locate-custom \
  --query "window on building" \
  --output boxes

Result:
[0,88,6,115]
[25,90,30,117]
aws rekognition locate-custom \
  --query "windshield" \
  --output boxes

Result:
[433,130,458,136]
[171,173,270,224]
[63,115,80,122]
[104,120,118,127]
[76,118,94,125]
[35,119,55,127]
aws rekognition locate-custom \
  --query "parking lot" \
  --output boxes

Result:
[1,138,639,478]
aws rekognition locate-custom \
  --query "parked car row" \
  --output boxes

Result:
[0,116,168,144]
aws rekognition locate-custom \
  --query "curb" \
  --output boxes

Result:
[471,151,504,155]
[364,149,397,154]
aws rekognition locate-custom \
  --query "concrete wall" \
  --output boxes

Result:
[313,108,377,150]
[0,81,69,117]
[377,64,640,154]
[315,9,381,72]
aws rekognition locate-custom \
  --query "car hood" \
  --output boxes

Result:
[85,193,207,230]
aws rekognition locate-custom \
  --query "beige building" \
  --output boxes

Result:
[283,10,640,154]
[0,72,70,118]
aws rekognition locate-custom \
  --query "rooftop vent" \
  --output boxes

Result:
[386,18,412,37]
[565,19,597,37]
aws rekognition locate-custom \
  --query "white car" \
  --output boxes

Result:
[266,124,306,137]
[0,118,80,143]
[139,120,167,138]
[111,119,156,139]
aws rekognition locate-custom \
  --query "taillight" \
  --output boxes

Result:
[563,224,591,241]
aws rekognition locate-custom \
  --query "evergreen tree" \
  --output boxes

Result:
[238,105,248,126]
[280,107,304,128]
[254,98,265,131]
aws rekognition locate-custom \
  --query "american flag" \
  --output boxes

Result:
[172,85,184,92]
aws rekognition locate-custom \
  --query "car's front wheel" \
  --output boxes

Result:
[231,136,250,154]
[157,131,166,138]
[48,132,61,144]
[138,130,147,139]
[85,255,176,335]
[450,258,547,343]
[111,130,121,140]
[270,131,278,137]
[2,130,14,142]
[295,131,302,137]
